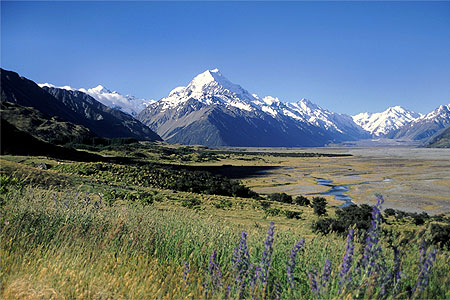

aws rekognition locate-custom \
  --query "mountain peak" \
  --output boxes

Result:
[92,85,111,93]
[353,106,420,136]
[38,83,74,91]
[188,68,229,88]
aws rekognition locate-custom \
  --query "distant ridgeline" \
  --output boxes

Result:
[0,68,162,149]
[1,67,449,148]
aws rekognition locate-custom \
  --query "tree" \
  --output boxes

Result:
[294,195,310,206]
[312,197,327,216]
[268,192,292,204]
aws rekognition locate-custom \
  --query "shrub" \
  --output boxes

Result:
[409,212,430,225]
[268,192,293,204]
[294,195,310,206]
[312,197,327,216]
[181,198,201,209]
[312,217,335,235]
[259,200,271,209]
[284,210,302,219]
[214,198,232,209]
[430,223,450,249]
[264,207,281,216]
[0,175,25,194]
[333,204,373,234]
[384,208,396,217]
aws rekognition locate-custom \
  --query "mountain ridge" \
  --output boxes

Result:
[1,68,161,142]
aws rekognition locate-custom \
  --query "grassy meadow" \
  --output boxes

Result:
[1,143,450,299]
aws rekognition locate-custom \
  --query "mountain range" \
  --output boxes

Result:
[136,69,449,147]
[1,68,161,143]
[2,67,449,148]
[39,83,155,116]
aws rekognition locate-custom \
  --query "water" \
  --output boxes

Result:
[315,178,354,208]
[313,176,392,208]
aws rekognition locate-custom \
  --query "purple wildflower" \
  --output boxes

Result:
[338,228,355,290]
[413,245,437,297]
[286,239,305,288]
[232,231,250,288]
[248,264,261,288]
[360,195,383,275]
[320,259,332,287]
[205,250,223,295]
[308,271,319,296]
[391,245,402,296]
[52,192,57,205]
[225,285,230,299]
[183,261,190,286]
[260,222,275,285]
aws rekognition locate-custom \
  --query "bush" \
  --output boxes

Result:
[312,217,334,235]
[384,208,396,217]
[284,210,302,219]
[181,198,201,209]
[312,197,327,216]
[103,189,154,206]
[56,162,260,199]
[268,193,292,204]
[430,223,450,249]
[333,204,373,234]
[409,212,430,225]
[0,175,25,194]
[214,199,232,209]
[264,207,281,216]
[312,204,376,236]
[259,200,271,209]
[294,195,310,206]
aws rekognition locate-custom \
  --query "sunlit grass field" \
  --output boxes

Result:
[1,145,450,299]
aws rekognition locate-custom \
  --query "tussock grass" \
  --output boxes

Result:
[1,185,449,299]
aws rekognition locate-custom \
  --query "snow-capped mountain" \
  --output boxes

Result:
[38,83,154,116]
[158,68,258,112]
[352,106,421,136]
[4,70,161,141]
[137,69,367,146]
[392,104,450,141]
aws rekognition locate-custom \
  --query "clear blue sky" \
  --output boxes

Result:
[2,1,449,115]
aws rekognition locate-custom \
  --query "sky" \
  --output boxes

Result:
[1,1,450,115]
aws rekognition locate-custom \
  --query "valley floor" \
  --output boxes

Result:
[238,147,450,214]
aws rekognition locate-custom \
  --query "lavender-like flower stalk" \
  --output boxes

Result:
[338,228,355,291]
[360,195,384,275]
[205,250,223,295]
[286,239,305,288]
[413,245,437,297]
[308,271,319,296]
[183,261,190,286]
[232,231,250,290]
[260,222,275,286]
[392,245,402,296]
[320,259,332,288]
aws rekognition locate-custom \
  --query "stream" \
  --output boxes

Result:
[312,176,392,208]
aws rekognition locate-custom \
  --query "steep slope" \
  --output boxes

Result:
[353,106,421,136]
[1,69,80,124]
[426,125,450,148]
[0,101,94,144]
[0,119,101,161]
[80,85,154,116]
[392,104,450,141]
[43,84,155,116]
[1,68,161,141]
[283,99,369,140]
[42,87,162,141]
[138,69,362,147]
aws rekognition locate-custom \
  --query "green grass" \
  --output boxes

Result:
[1,145,450,299]
[1,182,449,299]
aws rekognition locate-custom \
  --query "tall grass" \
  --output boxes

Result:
[1,186,449,299]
